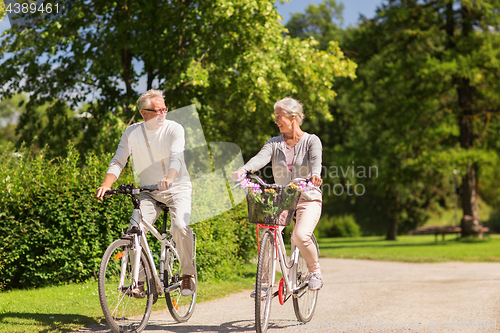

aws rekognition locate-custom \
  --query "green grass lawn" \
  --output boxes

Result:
[3,234,500,333]
[318,234,500,262]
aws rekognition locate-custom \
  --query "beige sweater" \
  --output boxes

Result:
[107,120,191,187]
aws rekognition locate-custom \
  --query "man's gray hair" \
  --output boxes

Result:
[137,89,165,111]
[274,97,305,125]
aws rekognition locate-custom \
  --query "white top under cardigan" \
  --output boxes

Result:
[241,132,322,202]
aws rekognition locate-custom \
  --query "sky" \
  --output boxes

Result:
[275,0,383,27]
[0,0,384,32]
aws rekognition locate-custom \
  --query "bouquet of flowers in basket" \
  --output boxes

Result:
[239,177,315,226]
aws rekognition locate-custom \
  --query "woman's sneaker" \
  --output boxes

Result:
[307,271,323,290]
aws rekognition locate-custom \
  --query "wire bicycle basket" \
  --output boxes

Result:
[246,184,301,227]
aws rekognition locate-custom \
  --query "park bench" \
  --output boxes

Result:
[409,226,490,241]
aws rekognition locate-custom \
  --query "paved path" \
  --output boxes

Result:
[75,259,500,332]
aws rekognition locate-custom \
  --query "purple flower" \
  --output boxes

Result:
[298,181,315,192]
[252,187,263,195]
[240,178,250,188]
[240,178,262,195]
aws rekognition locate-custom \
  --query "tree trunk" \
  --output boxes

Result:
[460,163,482,238]
[147,66,155,91]
[386,218,398,241]
[457,78,482,237]
[454,4,482,238]
[119,0,134,115]
[386,192,400,240]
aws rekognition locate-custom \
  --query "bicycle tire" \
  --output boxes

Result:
[165,248,196,323]
[293,234,319,323]
[98,239,154,333]
[255,230,275,333]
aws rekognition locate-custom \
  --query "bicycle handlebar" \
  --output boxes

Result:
[104,183,159,196]
[244,171,310,188]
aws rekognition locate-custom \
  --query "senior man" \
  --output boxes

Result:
[96,89,196,297]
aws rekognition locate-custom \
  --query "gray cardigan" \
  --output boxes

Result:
[242,132,322,201]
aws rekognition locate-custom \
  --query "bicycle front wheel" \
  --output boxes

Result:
[165,248,196,323]
[255,230,275,333]
[293,234,319,323]
[98,239,154,333]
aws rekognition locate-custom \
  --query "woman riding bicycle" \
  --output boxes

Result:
[232,97,323,290]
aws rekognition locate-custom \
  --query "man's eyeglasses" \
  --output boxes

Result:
[144,107,168,114]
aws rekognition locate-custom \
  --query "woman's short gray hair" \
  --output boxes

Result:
[274,97,305,125]
[137,89,165,111]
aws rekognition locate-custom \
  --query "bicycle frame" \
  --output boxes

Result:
[119,207,196,296]
[257,224,307,303]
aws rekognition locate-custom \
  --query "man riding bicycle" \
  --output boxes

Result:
[96,89,196,297]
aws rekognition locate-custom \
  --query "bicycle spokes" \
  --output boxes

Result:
[98,239,153,333]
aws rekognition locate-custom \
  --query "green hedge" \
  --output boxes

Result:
[0,144,256,290]
[314,214,361,238]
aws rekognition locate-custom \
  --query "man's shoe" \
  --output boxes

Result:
[181,274,196,296]
[307,271,323,291]
[121,281,145,299]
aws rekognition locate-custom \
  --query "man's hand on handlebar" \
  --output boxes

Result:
[158,168,178,190]
[96,173,117,201]
[158,178,170,190]
[96,185,111,201]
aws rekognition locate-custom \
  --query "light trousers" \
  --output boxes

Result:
[138,184,196,276]
[291,199,322,273]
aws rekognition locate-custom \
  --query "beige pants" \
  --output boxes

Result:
[139,184,196,276]
[291,199,322,273]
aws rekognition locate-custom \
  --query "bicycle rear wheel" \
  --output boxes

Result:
[98,239,154,333]
[293,234,319,323]
[255,230,275,333]
[165,248,196,323]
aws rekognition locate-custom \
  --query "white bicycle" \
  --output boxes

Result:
[98,184,196,333]
[243,173,319,333]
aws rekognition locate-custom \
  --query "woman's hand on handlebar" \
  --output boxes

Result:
[311,175,322,187]
[232,169,247,181]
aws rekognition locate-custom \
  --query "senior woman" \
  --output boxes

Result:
[232,97,323,290]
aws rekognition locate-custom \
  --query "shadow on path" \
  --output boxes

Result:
[0,312,98,333]
[74,318,295,333]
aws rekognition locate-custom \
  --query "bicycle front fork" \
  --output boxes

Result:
[132,233,142,286]
[123,208,143,288]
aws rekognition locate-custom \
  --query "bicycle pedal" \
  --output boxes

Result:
[121,287,146,299]
[250,289,267,300]
[252,283,276,287]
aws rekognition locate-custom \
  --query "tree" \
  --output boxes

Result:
[369,0,500,238]
[0,94,26,147]
[286,0,500,239]
[0,0,356,160]
[286,0,345,50]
